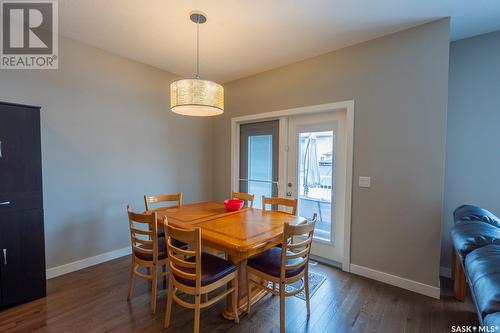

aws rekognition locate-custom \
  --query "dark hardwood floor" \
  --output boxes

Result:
[0,256,478,332]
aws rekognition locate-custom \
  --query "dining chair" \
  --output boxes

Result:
[262,196,298,215]
[144,192,183,211]
[231,191,255,208]
[164,223,240,333]
[246,216,317,333]
[126,205,168,314]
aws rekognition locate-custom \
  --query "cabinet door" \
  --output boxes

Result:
[0,209,46,306]
[0,103,42,197]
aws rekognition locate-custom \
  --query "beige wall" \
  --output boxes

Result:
[0,37,213,268]
[213,19,450,287]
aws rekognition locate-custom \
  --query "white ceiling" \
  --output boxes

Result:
[59,0,500,82]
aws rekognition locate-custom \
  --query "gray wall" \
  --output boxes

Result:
[0,37,213,268]
[441,31,500,269]
[213,20,450,287]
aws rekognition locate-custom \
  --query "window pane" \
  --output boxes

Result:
[298,131,334,241]
[248,135,273,181]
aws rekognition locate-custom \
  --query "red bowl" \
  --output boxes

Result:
[224,199,244,211]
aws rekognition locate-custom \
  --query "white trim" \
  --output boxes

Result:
[278,117,288,197]
[231,101,355,123]
[46,246,132,279]
[350,264,441,299]
[230,100,355,272]
[230,118,239,195]
[343,102,354,272]
[440,266,452,278]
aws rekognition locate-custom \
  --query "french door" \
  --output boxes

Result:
[239,121,279,209]
[287,112,347,263]
[236,110,348,264]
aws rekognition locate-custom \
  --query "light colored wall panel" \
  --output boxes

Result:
[0,36,213,268]
[442,30,500,269]
[213,19,450,287]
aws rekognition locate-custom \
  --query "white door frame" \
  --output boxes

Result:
[230,100,354,272]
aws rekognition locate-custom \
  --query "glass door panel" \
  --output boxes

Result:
[287,111,346,264]
[239,121,279,208]
[298,131,334,241]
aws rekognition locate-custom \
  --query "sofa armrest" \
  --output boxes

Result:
[451,221,500,258]
[454,205,500,229]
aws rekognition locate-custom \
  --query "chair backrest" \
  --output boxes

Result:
[144,192,183,211]
[262,196,298,215]
[164,221,202,289]
[232,191,255,208]
[127,205,159,263]
[280,216,317,279]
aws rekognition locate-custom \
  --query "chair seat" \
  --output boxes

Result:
[465,245,500,317]
[173,253,237,286]
[247,247,305,278]
[134,240,168,261]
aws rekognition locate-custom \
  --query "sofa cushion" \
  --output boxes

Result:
[454,205,500,229]
[465,245,500,317]
[451,221,500,258]
[484,312,500,327]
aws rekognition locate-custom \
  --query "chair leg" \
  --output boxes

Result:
[246,271,251,314]
[127,261,135,301]
[272,282,276,295]
[280,281,286,333]
[304,270,311,317]
[194,294,201,333]
[162,264,167,289]
[232,273,239,324]
[151,265,158,314]
[164,273,174,329]
[147,267,152,289]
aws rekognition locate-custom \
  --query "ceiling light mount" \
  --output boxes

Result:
[189,11,207,24]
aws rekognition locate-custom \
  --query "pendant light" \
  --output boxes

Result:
[170,11,224,116]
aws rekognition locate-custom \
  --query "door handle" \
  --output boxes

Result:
[0,140,2,158]
[0,201,10,205]
[286,191,292,197]
[2,249,6,265]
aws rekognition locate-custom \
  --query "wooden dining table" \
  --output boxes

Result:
[152,201,306,319]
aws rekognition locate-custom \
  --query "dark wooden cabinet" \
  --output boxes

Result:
[0,102,46,308]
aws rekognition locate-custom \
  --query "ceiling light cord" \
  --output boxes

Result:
[196,16,200,79]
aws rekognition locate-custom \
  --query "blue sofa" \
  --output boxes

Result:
[451,205,500,327]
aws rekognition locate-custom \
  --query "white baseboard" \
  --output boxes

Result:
[349,264,440,299]
[440,266,452,278]
[46,246,132,279]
